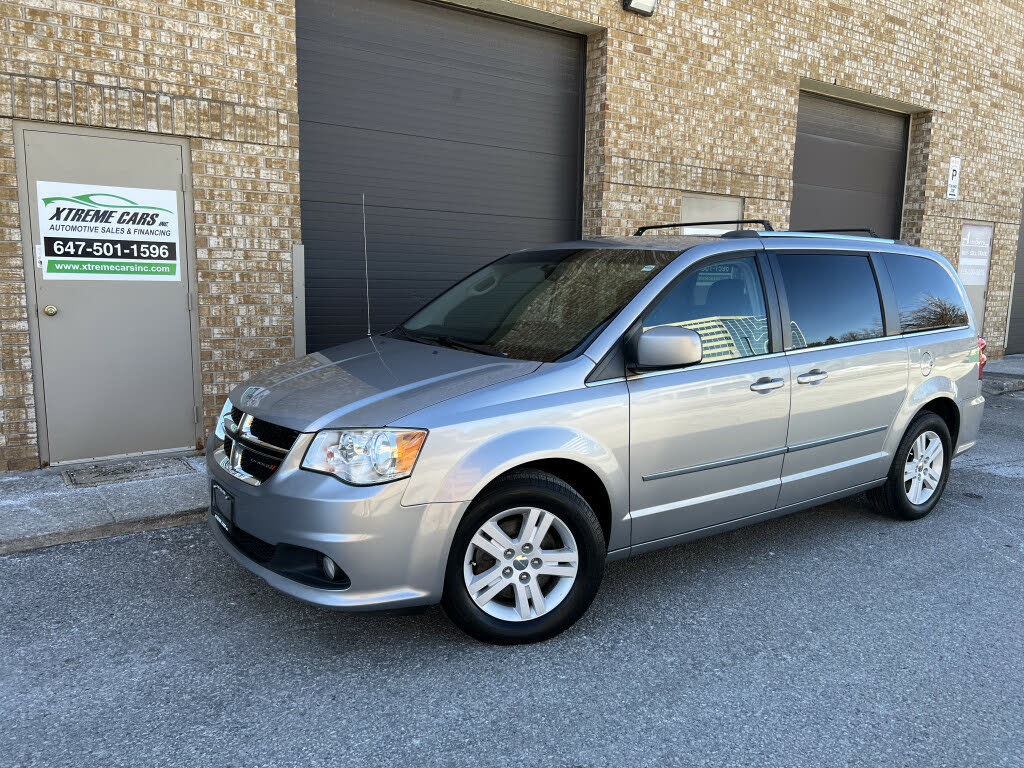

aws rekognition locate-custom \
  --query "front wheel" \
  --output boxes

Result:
[869,412,952,520]
[441,470,606,644]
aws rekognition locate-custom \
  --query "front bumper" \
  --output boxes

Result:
[206,440,467,610]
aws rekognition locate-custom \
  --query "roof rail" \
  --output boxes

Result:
[800,228,880,238]
[634,219,775,236]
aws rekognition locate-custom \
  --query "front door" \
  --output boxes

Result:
[18,126,199,464]
[628,253,790,544]
[771,250,908,506]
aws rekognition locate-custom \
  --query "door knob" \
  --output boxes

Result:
[43,305,58,317]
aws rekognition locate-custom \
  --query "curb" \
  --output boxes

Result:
[983,374,1024,396]
[0,507,207,556]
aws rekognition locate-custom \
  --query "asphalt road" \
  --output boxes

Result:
[3,394,1023,768]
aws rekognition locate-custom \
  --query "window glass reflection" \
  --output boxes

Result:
[776,253,884,349]
[644,256,769,362]
[885,253,969,333]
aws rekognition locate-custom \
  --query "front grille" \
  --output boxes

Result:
[247,417,300,449]
[239,447,281,483]
[227,525,276,564]
[221,408,300,485]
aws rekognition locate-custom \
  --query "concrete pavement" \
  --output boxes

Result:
[0,454,207,555]
[1,393,1022,767]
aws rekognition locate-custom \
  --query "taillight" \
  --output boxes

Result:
[978,336,987,380]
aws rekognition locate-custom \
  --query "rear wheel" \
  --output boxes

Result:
[869,412,952,520]
[441,470,605,644]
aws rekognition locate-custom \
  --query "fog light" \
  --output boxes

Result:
[321,555,338,580]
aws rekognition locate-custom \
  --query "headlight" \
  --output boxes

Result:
[302,428,427,485]
[214,398,233,440]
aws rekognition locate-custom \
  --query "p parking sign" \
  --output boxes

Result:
[36,181,181,281]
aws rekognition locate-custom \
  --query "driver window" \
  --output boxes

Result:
[644,256,770,362]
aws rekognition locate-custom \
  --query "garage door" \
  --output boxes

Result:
[790,93,909,240]
[296,0,584,350]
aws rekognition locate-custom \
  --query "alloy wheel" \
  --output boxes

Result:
[462,506,579,622]
[904,430,944,505]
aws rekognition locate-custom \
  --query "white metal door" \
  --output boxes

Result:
[958,222,993,333]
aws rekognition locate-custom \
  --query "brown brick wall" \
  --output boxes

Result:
[2,0,1023,469]
[0,0,298,470]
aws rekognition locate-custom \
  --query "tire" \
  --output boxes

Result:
[868,411,953,521]
[441,469,606,644]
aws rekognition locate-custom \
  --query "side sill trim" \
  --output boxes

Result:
[642,425,889,482]
[629,477,887,555]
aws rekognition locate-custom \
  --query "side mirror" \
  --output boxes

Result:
[631,325,703,371]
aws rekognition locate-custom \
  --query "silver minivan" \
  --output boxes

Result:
[208,225,986,643]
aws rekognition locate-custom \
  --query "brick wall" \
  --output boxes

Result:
[2,0,1023,469]
[0,0,299,470]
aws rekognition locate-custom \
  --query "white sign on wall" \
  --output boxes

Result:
[36,181,181,281]
[958,222,992,287]
[946,156,961,200]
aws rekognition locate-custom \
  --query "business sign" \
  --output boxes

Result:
[36,181,180,281]
[946,156,961,200]
[958,222,992,287]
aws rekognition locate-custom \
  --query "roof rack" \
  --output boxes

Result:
[800,228,881,238]
[634,219,775,236]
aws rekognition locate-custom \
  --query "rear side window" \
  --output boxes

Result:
[884,253,969,333]
[644,255,769,362]
[776,253,884,349]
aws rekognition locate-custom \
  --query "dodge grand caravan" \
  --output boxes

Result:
[207,223,985,644]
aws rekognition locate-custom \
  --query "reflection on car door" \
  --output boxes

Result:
[771,251,909,506]
[628,254,791,545]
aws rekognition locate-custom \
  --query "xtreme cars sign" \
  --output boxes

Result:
[36,181,181,281]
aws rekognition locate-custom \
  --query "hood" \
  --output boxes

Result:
[228,336,540,432]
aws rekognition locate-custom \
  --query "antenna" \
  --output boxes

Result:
[362,192,371,337]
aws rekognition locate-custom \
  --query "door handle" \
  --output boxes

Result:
[750,377,785,392]
[797,369,828,384]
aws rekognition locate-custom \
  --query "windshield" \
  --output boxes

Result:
[399,249,677,362]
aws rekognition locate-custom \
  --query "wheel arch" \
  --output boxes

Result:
[890,376,963,455]
[405,424,628,553]
[476,459,614,548]
[918,395,961,446]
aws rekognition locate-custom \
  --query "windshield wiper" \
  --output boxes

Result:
[392,327,507,357]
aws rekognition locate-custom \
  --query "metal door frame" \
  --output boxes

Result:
[14,121,203,466]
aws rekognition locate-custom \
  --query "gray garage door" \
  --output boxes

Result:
[297,0,584,350]
[790,93,909,240]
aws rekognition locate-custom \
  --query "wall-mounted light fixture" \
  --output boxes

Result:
[622,0,658,16]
